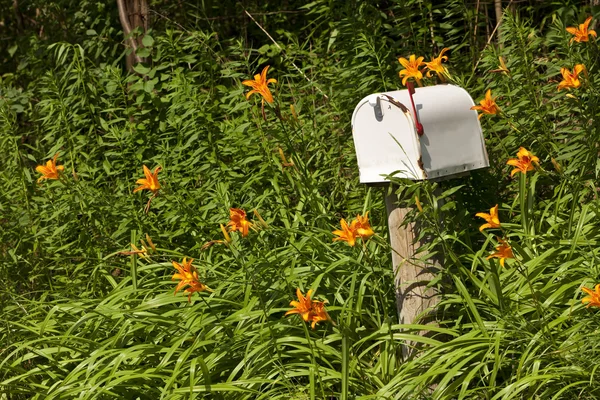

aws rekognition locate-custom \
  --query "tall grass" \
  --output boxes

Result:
[1,2,600,399]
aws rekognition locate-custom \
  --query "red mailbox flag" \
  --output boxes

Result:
[406,81,424,136]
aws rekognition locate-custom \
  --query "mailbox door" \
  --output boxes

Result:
[351,95,424,183]
[382,85,489,179]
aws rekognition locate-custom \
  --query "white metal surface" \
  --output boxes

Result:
[352,95,424,181]
[351,84,489,183]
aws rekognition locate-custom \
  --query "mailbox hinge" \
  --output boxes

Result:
[382,95,409,113]
[417,156,427,179]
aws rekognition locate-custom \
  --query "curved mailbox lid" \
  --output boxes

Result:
[383,84,489,179]
[351,94,424,183]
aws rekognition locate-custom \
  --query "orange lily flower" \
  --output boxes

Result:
[36,153,65,183]
[566,16,597,43]
[242,65,277,105]
[332,218,357,247]
[172,258,211,302]
[285,288,331,329]
[184,280,212,301]
[582,284,600,308]
[424,48,450,81]
[470,89,500,119]
[353,212,375,240]
[476,205,501,232]
[486,238,514,267]
[557,64,586,91]
[506,147,539,177]
[172,257,199,294]
[134,165,161,194]
[227,208,253,237]
[285,288,314,322]
[309,301,331,329]
[398,55,425,86]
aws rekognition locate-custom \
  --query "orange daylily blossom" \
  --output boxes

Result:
[285,288,332,329]
[285,288,314,323]
[227,208,253,237]
[172,258,211,302]
[185,280,212,300]
[36,153,65,183]
[353,212,375,240]
[398,55,425,86]
[333,213,375,245]
[134,165,161,194]
[242,65,277,105]
[470,89,500,119]
[566,16,597,43]
[557,64,586,91]
[506,147,539,177]
[486,238,514,267]
[476,205,501,232]
[309,301,331,329]
[582,284,600,308]
[332,218,357,247]
[172,257,199,294]
[424,48,450,81]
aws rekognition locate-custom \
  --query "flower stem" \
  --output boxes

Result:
[519,172,528,236]
[130,230,138,291]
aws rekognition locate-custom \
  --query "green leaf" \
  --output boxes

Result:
[136,48,151,58]
[133,64,151,75]
[142,35,154,47]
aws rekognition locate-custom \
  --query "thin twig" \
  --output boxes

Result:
[144,193,156,214]
[198,10,303,21]
[149,9,188,32]
[149,9,226,65]
[473,0,480,43]
[244,9,329,100]
[472,0,514,73]
[13,0,23,32]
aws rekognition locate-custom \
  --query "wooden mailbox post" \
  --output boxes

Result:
[351,84,489,350]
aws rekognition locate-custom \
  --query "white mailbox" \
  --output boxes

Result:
[351,84,489,183]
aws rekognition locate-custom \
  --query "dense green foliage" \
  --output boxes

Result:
[1,1,600,398]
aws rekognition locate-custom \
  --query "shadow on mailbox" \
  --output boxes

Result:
[351,84,489,183]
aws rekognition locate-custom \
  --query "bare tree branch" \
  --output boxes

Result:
[13,0,23,32]
[117,0,142,67]
[244,10,328,101]
[494,0,503,44]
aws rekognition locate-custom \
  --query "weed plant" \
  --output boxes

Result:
[1,2,600,399]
